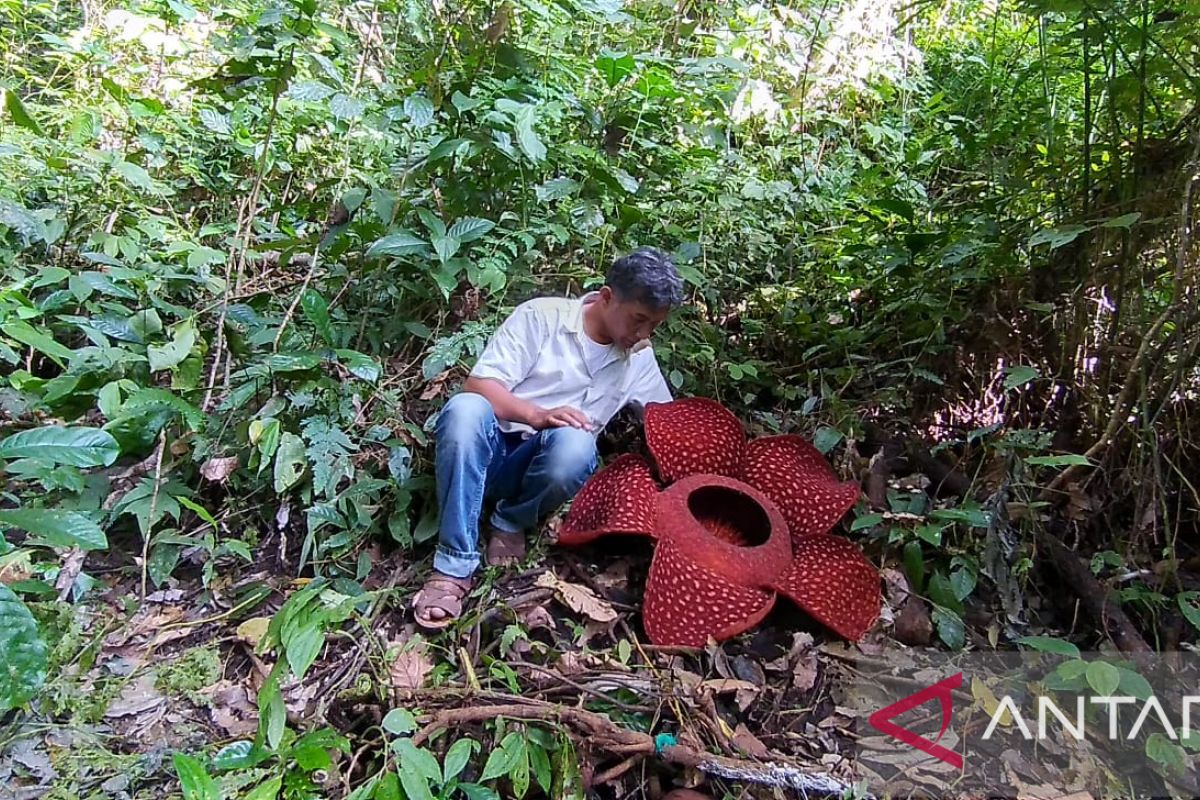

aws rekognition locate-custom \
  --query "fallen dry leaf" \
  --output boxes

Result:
[792,649,820,693]
[893,597,934,646]
[200,455,239,483]
[731,723,770,759]
[105,674,165,718]
[517,604,555,631]
[205,680,259,737]
[390,639,434,692]
[55,548,86,601]
[534,571,617,623]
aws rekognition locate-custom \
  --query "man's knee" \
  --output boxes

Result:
[435,392,496,446]
[541,428,599,489]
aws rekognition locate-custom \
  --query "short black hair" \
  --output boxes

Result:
[605,246,684,309]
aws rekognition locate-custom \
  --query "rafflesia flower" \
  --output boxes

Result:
[557,398,881,647]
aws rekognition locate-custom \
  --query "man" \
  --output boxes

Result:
[412,246,684,629]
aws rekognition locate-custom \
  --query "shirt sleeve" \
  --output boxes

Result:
[469,303,544,389]
[625,351,673,418]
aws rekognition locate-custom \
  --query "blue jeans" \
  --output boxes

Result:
[432,392,599,578]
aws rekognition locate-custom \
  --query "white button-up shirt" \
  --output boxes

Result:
[469,292,673,437]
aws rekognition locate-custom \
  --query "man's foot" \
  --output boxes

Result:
[485,527,526,567]
[412,572,473,630]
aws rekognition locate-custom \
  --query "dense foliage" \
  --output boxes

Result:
[1,0,1198,796]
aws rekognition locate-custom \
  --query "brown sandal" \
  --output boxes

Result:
[485,529,526,567]
[412,573,473,630]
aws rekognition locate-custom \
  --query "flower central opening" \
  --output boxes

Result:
[687,485,771,548]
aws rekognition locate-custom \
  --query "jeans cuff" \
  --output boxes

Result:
[433,547,480,579]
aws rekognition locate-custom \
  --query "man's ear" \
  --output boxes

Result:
[598,285,614,305]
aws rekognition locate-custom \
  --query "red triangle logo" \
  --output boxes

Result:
[867,671,964,769]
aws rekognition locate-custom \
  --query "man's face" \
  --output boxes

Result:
[600,287,670,350]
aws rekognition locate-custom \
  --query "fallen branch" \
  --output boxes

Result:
[410,698,863,797]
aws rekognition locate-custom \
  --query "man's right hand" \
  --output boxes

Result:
[531,405,594,431]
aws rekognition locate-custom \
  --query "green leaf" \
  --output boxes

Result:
[1,320,74,365]
[1028,223,1088,249]
[0,426,120,466]
[513,105,546,162]
[244,777,283,800]
[0,509,107,551]
[172,753,220,800]
[529,742,552,795]
[0,585,48,712]
[851,513,883,532]
[404,94,435,128]
[950,567,976,602]
[4,89,45,136]
[329,93,366,120]
[1024,454,1093,467]
[1015,636,1080,657]
[931,606,965,649]
[263,678,286,750]
[432,234,461,263]
[393,739,442,785]
[197,108,230,135]
[481,731,526,781]
[416,208,446,238]
[1003,365,1040,391]
[382,708,417,735]
[274,432,306,493]
[1100,212,1141,229]
[443,738,477,783]
[1146,732,1187,770]
[366,231,428,258]
[187,246,226,270]
[535,177,580,202]
[336,350,381,382]
[595,51,635,86]
[903,540,924,593]
[288,81,335,101]
[448,217,495,243]
[302,290,333,345]
[148,321,197,372]
[373,773,401,800]
[113,160,159,194]
[1084,661,1120,696]
[399,769,434,800]
[927,571,963,615]
[1117,666,1154,701]
[1177,591,1200,633]
[812,426,843,454]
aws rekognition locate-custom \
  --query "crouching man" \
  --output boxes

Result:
[412,247,684,629]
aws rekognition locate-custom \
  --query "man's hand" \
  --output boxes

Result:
[531,405,594,431]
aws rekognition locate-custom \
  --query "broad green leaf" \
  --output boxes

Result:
[288,81,335,101]
[931,606,965,649]
[393,739,441,784]
[447,217,495,243]
[336,350,381,382]
[0,585,48,713]
[0,509,108,551]
[1177,591,1200,633]
[265,353,322,372]
[285,624,323,678]
[211,740,269,771]
[4,89,45,136]
[187,246,226,269]
[1100,212,1141,228]
[443,738,477,782]
[416,208,445,238]
[903,541,924,593]
[927,570,962,614]
[481,731,526,781]
[302,289,333,345]
[198,108,231,135]
[113,160,159,194]
[812,426,843,454]
[432,234,461,263]
[172,753,219,800]
[1117,666,1154,701]
[263,678,286,749]
[513,104,546,162]
[381,707,416,735]
[148,321,197,372]
[1145,733,1187,771]
[330,93,366,120]
[595,51,635,86]
[274,432,306,493]
[950,567,976,601]
[373,773,401,800]
[1024,454,1092,467]
[404,94,435,128]
[535,177,579,202]
[77,271,137,299]
[1,321,74,365]
[399,769,434,800]
[611,168,639,193]
[1015,636,1080,657]
[244,778,283,800]
[366,231,427,258]
[0,426,119,466]
[1028,223,1088,250]
[0,198,47,242]
[1003,365,1039,391]
[850,513,883,532]
[529,741,552,795]
[1085,661,1120,696]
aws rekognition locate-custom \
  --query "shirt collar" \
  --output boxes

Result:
[567,291,630,363]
